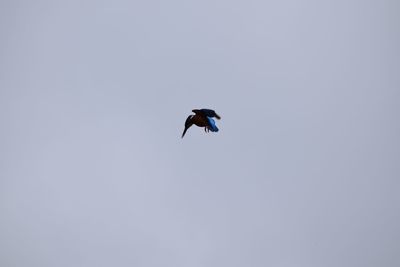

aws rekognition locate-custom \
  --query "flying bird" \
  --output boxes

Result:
[181,109,221,138]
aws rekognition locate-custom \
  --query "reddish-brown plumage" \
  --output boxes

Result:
[182,108,221,138]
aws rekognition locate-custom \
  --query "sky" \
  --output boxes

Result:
[1,0,399,266]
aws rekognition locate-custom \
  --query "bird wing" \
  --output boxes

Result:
[200,109,221,120]
[206,117,219,132]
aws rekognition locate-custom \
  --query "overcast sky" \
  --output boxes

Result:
[1,1,399,266]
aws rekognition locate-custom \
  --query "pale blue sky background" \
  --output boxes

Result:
[1,1,399,266]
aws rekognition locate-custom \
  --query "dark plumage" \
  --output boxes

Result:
[192,109,221,120]
[181,109,221,138]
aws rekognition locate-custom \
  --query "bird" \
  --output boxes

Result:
[181,109,221,138]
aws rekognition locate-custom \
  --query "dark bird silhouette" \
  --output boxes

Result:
[181,109,221,138]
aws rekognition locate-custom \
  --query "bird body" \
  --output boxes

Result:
[181,109,221,138]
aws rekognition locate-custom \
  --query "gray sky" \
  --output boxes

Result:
[1,0,399,266]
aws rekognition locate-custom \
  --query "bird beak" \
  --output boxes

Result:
[181,127,188,138]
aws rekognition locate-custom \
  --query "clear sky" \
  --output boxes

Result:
[1,1,399,266]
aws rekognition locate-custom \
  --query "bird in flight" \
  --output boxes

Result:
[181,109,221,138]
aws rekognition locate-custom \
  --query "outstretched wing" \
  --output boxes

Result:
[200,109,221,120]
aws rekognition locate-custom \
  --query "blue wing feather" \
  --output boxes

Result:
[206,117,219,132]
